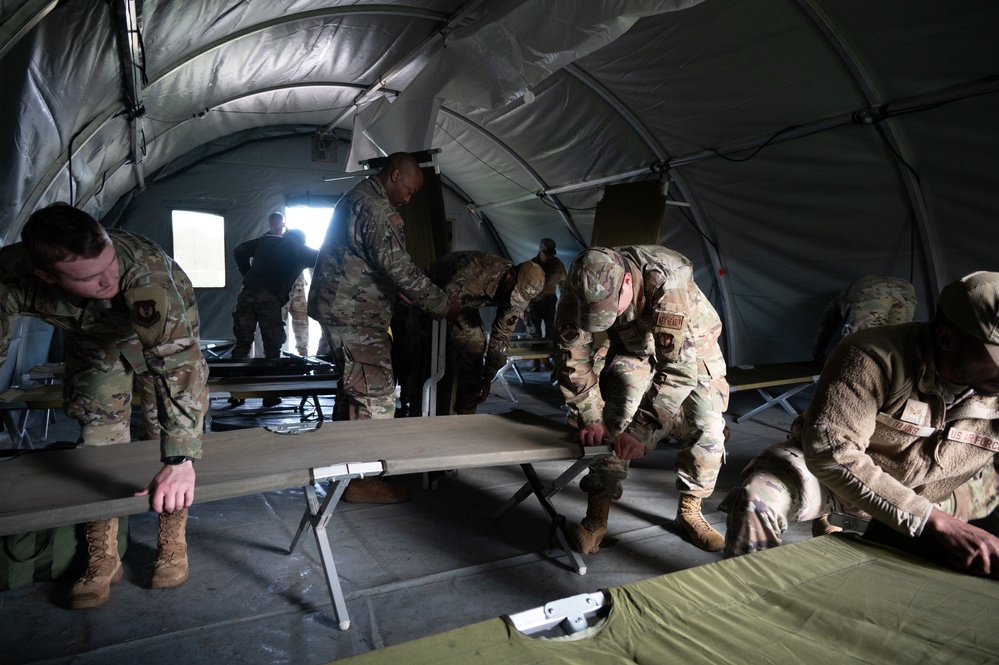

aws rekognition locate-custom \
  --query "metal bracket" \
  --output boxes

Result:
[507,591,608,635]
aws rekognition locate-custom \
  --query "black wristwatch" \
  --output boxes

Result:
[163,456,195,465]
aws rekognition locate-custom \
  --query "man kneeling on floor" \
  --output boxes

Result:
[0,203,209,607]
[554,246,730,553]
[724,272,999,578]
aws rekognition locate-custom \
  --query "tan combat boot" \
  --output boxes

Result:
[674,494,724,552]
[69,518,123,609]
[343,477,412,504]
[567,494,612,554]
[151,508,189,589]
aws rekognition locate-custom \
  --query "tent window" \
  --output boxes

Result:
[171,210,226,288]
[286,205,334,250]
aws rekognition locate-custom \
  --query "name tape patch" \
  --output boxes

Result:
[947,427,999,453]
[656,311,684,330]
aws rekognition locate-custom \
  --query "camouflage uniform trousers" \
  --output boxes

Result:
[579,352,729,501]
[526,294,558,341]
[64,336,209,446]
[321,325,396,420]
[232,287,286,359]
[282,274,309,355]
[449,310,489,415]
[723,440,999,557]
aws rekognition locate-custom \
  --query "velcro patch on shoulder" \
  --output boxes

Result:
[128,286,169,344]
[656,311,685,331]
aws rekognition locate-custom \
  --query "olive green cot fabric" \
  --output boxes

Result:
[336,535,999,664]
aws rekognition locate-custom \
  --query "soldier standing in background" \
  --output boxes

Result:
[262,212,312,356]
[308,152,459,503]
[555,245,730,554]
[0,202,209,608]
[405,251,544,416]
[231,229,318,363]
[526,238,566,372]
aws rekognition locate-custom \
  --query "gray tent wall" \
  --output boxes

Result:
[1,0,998,365]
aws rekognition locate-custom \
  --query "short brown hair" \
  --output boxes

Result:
[22,202,109,271]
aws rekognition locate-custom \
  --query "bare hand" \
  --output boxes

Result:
[135,461,196,513]
[925,507,999,578]
[446,298,462,321]
[575,422,610,447]
[613,432,646,461]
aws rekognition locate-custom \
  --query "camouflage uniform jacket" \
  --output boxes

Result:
[797,322,999,537]
[234,233,318,304]
[307,176,451,329]
[426,251,521,379]
[557,245,726,449]
[531,255,566,298]
[813,275,916,356]
[0,229,205,459]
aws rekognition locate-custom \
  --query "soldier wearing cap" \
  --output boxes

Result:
[405,251,545,415]
[813,274,918,362]
[725,272,999,578]
[555,245,730,553]
[0,202,209,608]
[526,238,567,371]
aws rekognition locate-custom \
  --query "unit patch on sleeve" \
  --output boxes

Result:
[133,300,162,328]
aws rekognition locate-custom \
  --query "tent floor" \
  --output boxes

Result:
[1,363,813,664]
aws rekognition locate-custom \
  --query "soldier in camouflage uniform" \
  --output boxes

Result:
[307,152,459,503]
[555,245,730,553]
[285,273,310,356]
[809,274,918,534]
[526,238,567,371]
[232,228,318,361]
[0,203,209,608]
[405,252,545,415]
[813,274,917,361]
[724,272,999,578]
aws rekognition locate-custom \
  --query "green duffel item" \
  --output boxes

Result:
[0,517,129,591]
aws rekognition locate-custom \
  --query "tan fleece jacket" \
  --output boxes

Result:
[799,322,999,537]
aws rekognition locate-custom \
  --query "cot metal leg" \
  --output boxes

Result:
[289,481,352,630]
[492,457,594,520]
[490,358,518,403]
[735,383,813,423]
[518,463,587,575]
[493,460,594,576]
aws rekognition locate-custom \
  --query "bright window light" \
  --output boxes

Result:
[286,206,334,250]
[171,210,226,288]
[285,205,335,355]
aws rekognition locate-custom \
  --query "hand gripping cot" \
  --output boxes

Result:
[0,409,609,631]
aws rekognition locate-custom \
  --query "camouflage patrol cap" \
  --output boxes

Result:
[510,261,545,312]
[567,247,627,332]
[539,238,556,255]
[939,271,999,366]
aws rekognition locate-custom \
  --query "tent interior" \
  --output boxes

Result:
[2,0,998,662]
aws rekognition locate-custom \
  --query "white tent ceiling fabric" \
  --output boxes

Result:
[1,0,998,363]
